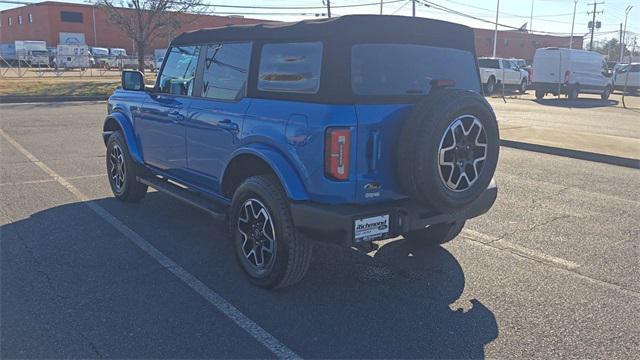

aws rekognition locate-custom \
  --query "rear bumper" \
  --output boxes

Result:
[533,82,568,94]
[291,179,497,246]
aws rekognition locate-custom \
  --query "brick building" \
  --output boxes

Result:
[474,28,583,61]
[1,1,582,60]
[0,1,266,54]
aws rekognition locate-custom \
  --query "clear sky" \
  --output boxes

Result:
[1,0,638,41]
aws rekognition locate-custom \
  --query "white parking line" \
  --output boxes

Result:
[0,128,301,360]
[0,174,104,186]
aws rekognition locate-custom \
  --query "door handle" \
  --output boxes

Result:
[219,119,239,131]
[169,110,185,122]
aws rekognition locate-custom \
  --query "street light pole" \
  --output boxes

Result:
[569,0,577,49]
[620,6,633,62]
[493,0,500,58]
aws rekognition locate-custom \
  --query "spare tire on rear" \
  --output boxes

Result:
[397,88,499,213]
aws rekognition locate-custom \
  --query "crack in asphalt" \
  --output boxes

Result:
[4,212,105,358]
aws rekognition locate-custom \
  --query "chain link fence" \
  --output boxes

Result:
[0,53,156,78]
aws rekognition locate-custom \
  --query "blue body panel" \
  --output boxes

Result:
[105,91,418,206]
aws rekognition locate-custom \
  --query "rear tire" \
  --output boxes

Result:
[403,221,466,247]
[535,90,544,99]
[601,86,611,100]
[106,131,148,202]
[519,79,528,94]
[229,175,312,289]
[485,77,496,94]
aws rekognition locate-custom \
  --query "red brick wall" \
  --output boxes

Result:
[1,1,266,54]
[474,28,584,61]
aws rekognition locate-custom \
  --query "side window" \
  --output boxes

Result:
[502,60,512,69]
[258,42,323,94]
[201,42,251,101]
[158,46,200,96]
[630,65,640,73]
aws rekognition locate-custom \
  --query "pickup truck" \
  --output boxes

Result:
[478,57,529,94]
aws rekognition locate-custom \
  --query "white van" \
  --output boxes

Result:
[613,63,640,93]
[532,47,613,100]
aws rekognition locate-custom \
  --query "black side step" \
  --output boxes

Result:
[137,176,227,221]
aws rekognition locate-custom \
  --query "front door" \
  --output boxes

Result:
[186,42,253,192]
[136,45,200,175]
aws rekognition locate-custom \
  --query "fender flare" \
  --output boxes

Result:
[223,145,310,201]
[102,112,144,165]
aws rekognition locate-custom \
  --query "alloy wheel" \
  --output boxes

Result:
[237,198,277,271]
[438,115,488,192]
[109,144,126,192]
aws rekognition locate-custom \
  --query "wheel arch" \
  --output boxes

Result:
[102,112,144,165]
[222,146,310,201]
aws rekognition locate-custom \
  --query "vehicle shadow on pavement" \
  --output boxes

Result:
[533,98,618,108]
[1,192,498,358]
[303,239,499,358]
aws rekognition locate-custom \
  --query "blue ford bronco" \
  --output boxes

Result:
[103,15,499,288]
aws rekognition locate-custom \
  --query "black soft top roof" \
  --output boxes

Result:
[172,15,475,52]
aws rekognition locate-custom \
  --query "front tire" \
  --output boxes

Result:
[106,131,148,202]
[229,175,312,289]
[403,221,466,247]
[601,86,611,100]
[568,85,580,100]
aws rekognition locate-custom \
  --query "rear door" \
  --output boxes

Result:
[136,45,200,174]
[186,42,253,191]
[533,49,561,84]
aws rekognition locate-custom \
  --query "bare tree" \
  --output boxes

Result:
[94,0,204,72]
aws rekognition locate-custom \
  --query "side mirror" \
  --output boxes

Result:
[122,70,145,91]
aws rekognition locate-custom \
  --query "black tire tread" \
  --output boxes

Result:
[397,88,499,213]
[106,131,147,202]
[231,175,312,289]
[404,221,466,247]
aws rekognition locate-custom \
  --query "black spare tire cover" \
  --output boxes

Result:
[397,89,499,213]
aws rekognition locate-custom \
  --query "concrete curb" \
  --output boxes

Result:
[500,139,640,169]
[0,95,108,104]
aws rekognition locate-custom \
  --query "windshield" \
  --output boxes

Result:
[351,44,480,96]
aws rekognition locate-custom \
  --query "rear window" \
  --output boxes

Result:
[258,42,323,94]
[478,59,500,69]
[351,44,481,96]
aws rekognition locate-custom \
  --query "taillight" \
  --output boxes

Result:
[564,70,571,84]
[325,127,351,181]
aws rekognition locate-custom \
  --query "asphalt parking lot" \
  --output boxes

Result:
[1,95,639,358]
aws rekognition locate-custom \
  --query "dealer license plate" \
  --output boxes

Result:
[354,214,390,242]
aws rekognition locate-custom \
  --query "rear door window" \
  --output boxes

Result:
[351,44,481,96]
[157,46,200,96]
[200,42,251,101]
[478,59,500,69]
[258,42,323,94]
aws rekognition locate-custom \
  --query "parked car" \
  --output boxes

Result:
[103,15,499,288]
[15,40,49,67]
[613,63,640,93]
[478,57,529,94]
[532,47,613,100]
[508,58,532,84]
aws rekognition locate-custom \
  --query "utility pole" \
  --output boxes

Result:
[587,2,605,51]
[529,0,534,32]
[493,0,500,58]
[412,0,416,17]
[619,23,624,61]
[570,0,578,49]
[620,6,634,62]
